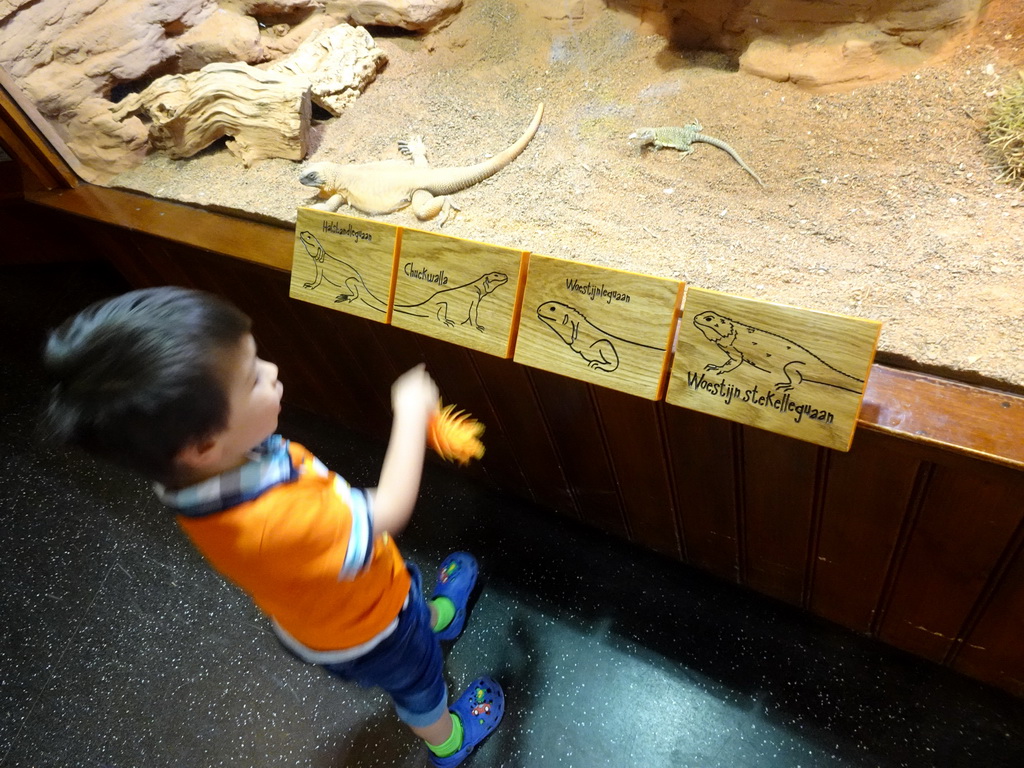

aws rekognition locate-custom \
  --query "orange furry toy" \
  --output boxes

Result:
[428,402,485,466]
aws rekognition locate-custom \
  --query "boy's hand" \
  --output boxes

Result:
[391,364,439,423]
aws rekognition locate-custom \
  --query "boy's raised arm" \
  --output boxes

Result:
[371,364,439,536]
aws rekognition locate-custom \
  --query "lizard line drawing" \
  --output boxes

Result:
[629,121,764,186]
[298,231,388,310]
[693,310,863,393]
[393,271,509,331]
[537,301,663,373]
[298,104,544,224]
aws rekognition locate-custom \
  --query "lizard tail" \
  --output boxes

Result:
[424,103,544,195]
[694,133,764,186]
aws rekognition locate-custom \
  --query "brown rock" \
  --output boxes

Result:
[0,0,38,25]
[0,0,219,118]
[63,97,151,182]
[266,23,386,116]
[0,1,336,176]
[326,0,463,31]
[260,13,335,59]
[609,0,988,89]
[174,7,266,70]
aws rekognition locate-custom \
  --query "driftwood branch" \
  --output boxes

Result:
[112,62,311,166]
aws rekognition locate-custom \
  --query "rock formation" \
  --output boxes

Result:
[0,0,407,180]
[174,7,266,71]
[266,23,387,116]
[326,0,463,31]
[0,0,992,182]
[606,0,991,89]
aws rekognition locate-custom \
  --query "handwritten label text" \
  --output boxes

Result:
[685,371,835,424]
[565,278,630,304]
[323,221,372,241]
[405,262,449,285]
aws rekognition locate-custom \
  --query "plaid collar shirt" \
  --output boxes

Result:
[154,435,298,517]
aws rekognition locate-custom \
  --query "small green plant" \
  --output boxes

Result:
[988,72,1024,189]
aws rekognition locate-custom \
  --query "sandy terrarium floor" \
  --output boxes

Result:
[109,0,1024,394]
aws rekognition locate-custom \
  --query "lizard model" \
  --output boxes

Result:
[299,103,544,223]
[629,120,764,186]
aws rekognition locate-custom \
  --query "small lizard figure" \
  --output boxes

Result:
[629,121,764,186]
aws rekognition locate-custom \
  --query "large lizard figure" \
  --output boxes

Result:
[537,301,664,373]
[693,310,863,393]
[297,231,388,310]
[299,104,544,223]
[393,271,509,331]
[629,120,763,186]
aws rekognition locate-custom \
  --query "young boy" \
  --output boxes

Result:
[41,286,504,766]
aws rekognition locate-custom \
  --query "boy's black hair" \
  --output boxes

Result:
[41,287,251,485]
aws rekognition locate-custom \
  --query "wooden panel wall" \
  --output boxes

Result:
[37,214,1024,699]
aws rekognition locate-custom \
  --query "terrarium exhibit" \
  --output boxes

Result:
[1,0,1021,394]
[4,0,1024,723]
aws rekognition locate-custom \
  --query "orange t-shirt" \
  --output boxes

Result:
[177,442,411,651]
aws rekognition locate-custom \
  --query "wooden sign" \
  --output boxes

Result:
[665,287,881,451]
[391,227,527,358]
[514,254,684,399]
[289,209,398,322]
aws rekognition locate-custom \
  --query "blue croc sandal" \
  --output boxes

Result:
[429,677,505,768]
[431,552,478,642]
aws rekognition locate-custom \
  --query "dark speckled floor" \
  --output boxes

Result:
[3,263,1024,768]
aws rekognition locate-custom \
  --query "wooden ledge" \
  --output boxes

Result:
[862,367,1023,469]
[24,183,1024,470]
[26,184,294,271]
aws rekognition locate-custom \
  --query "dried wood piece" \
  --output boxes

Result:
[112,62,311,166]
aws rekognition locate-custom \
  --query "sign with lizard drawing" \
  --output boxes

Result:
[665,287,881,451]
[391,227,528,358]
[514,254,684,399]
[289,209,399,322]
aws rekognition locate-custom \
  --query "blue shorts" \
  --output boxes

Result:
[322,565,448,727]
